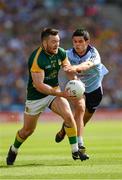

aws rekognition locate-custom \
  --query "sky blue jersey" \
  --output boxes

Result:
[58,45,109,93]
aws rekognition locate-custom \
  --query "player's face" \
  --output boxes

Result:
[72,36,89,55]
[44,35,60,54]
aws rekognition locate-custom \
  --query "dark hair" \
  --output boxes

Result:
[41,28,59,41]
[72,28,90,41]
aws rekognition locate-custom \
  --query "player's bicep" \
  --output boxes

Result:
[31,71,44,87]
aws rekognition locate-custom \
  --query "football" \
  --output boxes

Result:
[65,79,85,98]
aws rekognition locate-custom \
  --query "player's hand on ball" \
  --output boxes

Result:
[65,80,85,99]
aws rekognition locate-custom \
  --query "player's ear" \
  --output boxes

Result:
[42,40,47,49]
[86,39,90,45]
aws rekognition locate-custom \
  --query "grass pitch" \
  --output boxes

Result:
[0,120,122,179]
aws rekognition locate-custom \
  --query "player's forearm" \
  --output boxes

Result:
[76,61,94,71]
[35,83,63,97]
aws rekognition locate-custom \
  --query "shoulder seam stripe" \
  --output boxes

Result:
[31,47,43,72]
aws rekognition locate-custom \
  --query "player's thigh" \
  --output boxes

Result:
[22,113,40,131]
[50,97,73,119]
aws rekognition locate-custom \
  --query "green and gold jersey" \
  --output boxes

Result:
[27,47,67,100]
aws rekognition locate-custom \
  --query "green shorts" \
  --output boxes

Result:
[24,95,56,115]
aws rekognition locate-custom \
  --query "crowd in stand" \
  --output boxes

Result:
[0,0,122,111]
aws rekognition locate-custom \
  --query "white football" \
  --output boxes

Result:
[65,80,85,98]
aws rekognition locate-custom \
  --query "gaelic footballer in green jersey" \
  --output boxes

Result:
[6,28,88,166]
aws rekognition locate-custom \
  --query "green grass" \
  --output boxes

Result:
[0,120,122,179]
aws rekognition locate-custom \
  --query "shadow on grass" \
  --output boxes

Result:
[0,162,74,168]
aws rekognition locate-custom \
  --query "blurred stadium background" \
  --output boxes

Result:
[0,0,122,121]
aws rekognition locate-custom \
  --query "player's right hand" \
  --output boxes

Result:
[62,90,78,100]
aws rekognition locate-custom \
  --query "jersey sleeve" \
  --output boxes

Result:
[30,47,44,73]
[58,47,67,63]
[89,47,101,65]
[60,48,71,66]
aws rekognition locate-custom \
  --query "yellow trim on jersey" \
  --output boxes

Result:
[31,47,44,73]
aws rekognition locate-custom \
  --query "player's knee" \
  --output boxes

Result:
[64,112,74,126]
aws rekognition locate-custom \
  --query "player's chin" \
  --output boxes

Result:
[75,48,81,53]
[52,49,58,54]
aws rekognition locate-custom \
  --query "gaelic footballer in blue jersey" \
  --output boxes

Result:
[56,28,108,153]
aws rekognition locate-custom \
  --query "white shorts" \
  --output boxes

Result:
[24,95,56,115]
